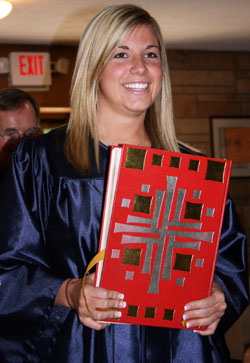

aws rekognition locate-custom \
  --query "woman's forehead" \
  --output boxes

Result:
[114,24,159,50]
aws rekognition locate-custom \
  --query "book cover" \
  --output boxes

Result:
[95,145,232,329]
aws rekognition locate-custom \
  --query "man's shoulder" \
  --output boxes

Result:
[19,125,67,154]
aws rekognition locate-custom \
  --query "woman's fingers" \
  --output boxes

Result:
[84,282,124,301]
[68,276,227,334]
[79,283,125,320]
[193,320,220,336]
[183,281,227,335]
[68,273,126,329]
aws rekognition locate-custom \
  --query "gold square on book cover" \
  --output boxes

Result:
[95,145,231,329]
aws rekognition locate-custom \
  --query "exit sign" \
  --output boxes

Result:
[9,52,52,87]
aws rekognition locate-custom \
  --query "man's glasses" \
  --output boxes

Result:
[0,127,41,140]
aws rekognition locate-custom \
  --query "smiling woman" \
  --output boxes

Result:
[0,4,249,363]
[65,4,178,175]
[98,24,162,147]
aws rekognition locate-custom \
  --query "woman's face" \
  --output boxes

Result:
[98,24,162,118]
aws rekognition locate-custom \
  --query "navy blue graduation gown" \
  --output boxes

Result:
[0,127,249,362]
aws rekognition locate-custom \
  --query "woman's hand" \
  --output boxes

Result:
[55,273,126,330]
[182,281,227,335]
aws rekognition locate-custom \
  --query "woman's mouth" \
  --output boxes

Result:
[124,82,149,90]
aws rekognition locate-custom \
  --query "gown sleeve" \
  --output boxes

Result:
[0,138,66,353]
[214,195,249,333]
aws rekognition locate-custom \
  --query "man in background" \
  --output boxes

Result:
[0,88,41,185]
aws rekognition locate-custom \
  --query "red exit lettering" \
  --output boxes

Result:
[19,55,44,76]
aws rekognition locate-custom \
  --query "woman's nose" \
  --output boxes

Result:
[130,56,146,74]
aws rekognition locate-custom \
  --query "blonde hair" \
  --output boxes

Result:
[65,4,179,175]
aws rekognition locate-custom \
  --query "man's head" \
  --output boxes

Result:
[0,88,41,172]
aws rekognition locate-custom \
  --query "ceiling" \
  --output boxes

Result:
[1,0,250,51]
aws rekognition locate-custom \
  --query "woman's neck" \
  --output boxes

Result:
[98,112,151,147]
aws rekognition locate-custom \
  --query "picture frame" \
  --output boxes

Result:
[211,118,250,177]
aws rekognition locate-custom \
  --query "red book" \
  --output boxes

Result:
[94,145,232,329]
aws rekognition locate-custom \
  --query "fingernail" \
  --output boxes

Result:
[183,314,187,321]
[117,293,124,300]
[193,330,199,333]
[114,311,122,318]
[186,322,192,328]
[184,305,189,311]
[119,301,126,308]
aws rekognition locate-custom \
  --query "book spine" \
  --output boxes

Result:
[94,145,123,287]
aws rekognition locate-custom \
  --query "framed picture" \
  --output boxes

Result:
[40,107,70,133]
[212,118,250,177]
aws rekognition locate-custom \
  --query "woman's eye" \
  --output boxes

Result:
[145,52,158,58]
[114,52,128,59]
